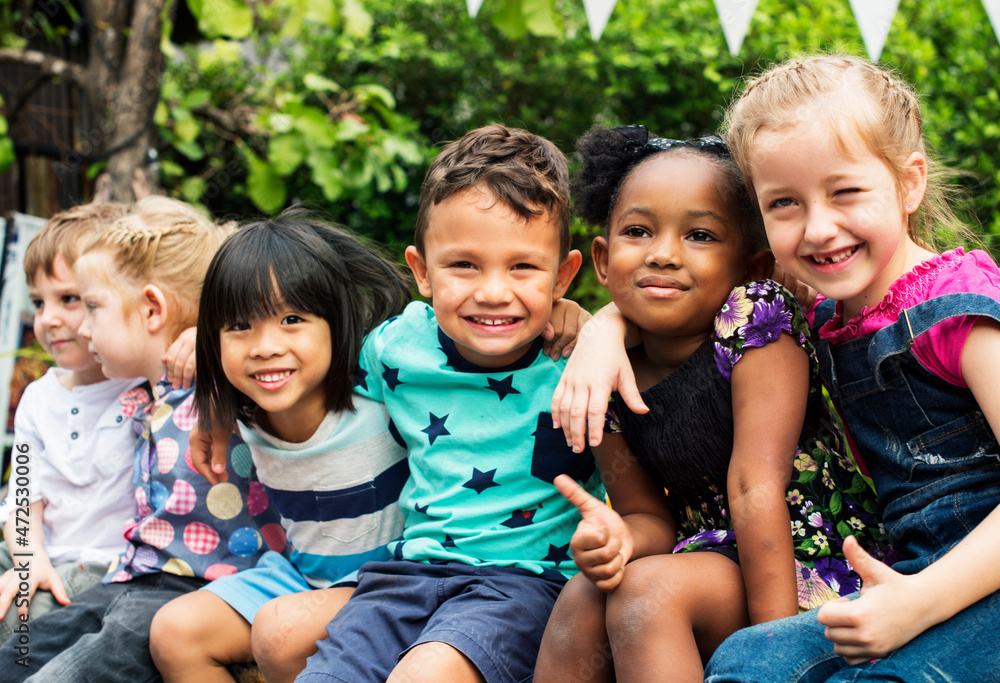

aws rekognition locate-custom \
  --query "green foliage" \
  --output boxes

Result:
[0,94,12,173]
[148,0,1000,309]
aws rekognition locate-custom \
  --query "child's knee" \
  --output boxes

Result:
[149,599,193,666]
[250,597,296,665]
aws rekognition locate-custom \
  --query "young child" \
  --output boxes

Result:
[0,203,139,645]
[148,212,411,683]
[532,125,886,682]
[697,54,1000,682]
[282,124,602,683]
[0,197,281,683]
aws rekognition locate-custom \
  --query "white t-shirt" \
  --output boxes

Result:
[0,368,140,564]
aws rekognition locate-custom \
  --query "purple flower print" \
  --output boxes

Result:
[743,298,793,347]
[714,342,740,381]
[716,287,753,339]
[814,557,860,595]
[746,280,777,297]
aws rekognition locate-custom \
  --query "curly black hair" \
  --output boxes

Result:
[572,124,765,258]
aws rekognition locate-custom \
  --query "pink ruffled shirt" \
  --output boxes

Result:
[815,249,1000,388]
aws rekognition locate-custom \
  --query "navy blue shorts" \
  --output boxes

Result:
[297,560,565,683]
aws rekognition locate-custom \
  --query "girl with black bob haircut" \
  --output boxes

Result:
[153,207,411,683]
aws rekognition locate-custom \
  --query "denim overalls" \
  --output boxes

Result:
[707,293,1000,682]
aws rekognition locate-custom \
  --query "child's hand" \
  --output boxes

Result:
[551,305,645,452]
[817,536,934,663]
[0,554,69,619]
[554,474,634,592]
[542,299,592,360]
[770,263,817,313]
[163,326,197,389]
[190,423,233,485]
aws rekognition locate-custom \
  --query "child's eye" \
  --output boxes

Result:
[30,299,43,310]
[511,263,537,271]
[282,314,305,325]
[687,230,715,243]
[835,187,862,196]
[227,321,250,332]
[622,226,649,238]
[84,302,97,312]
[62,294,80,305]
[449,261,475,269]
[771,197,797,209]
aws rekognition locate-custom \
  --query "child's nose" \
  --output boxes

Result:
[803,205,839,245]
[250,326,284,358]
[645,235,681,268]
[474,272,513,304]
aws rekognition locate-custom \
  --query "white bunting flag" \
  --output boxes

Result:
[849,0,900,61]
[984,0,1000,44]
[583,0,618,40]
[467,0,484,18]
[713,0,759,56]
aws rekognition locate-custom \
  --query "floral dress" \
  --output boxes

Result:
[607,279,890,610]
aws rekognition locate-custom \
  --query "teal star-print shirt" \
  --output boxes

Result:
[354,302,604,579]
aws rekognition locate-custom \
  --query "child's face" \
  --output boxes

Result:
[29,253,105,384]
[594,153,746,339]
[76,253,147,381]
[750,120,924,318]
[219,305,332,442]
[406,188,581,368]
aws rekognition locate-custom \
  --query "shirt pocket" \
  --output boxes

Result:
[314,480,379,543]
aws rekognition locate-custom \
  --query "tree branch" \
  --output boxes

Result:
[0,48,86,121]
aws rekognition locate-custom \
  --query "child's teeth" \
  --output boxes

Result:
[256,371,291,382]
[814,247,856,264]
[472,317,515,326]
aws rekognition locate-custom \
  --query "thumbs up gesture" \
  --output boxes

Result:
[554,474,635,592]
[817,536,932,664]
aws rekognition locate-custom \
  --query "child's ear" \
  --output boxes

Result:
[902,151,928,214]
[743,249,775,282]
[404,246,434,299]
[592,236,610,287]
[141,284,169,334]
[552,249,583,300]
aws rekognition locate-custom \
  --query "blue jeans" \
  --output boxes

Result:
[705,587,1000,682]
[0,572,204,683]
[0,548,106,645]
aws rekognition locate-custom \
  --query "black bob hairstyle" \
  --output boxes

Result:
[195,207,410,433]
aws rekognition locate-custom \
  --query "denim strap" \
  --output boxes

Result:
[869,293,1000,386]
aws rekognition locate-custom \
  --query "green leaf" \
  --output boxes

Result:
[86,161,107,180]
[342,152,374,188]
[160,160,186,178]
[352,83,396,109]
[334,116,371,141]
[374,163,391,193]
[173,140,205,161]
[245,154,287,214]
[303,73,343,93]
[174,116,201,143]
[523,0,561,37]
[306,149,344,201]
[829,491,842,516]
[181,89,212,110]
[293,107,337,148]
[0,136,14,172]
[492,0,528,39]
[0,114,6,137]
[306,0,338,26]
[187,0,253,39]
[154,101,170,127]
[181,176,208,203]
[836,522,852,540]
[383,134,424,164]
[268,134,307,175]
[342,0,374,37]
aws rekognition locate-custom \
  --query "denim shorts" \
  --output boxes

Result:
[297,559,565,683]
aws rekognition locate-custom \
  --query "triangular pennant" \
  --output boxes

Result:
[849,0,900,61]
[582,0,618,40]
[984,0,1000,44]
[713,0,758,56]
[467,0,485,18]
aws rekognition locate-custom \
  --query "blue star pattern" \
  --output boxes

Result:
[501,508,537,528]
[352,367,368,390]
[442,534,458,548]
[485,375,521,401]
[463,467,500,494]
[421,413,450,445]
[542,543,571,566]
[530,412,596,484]
[382,363,404,391]
[414,502,429,514]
